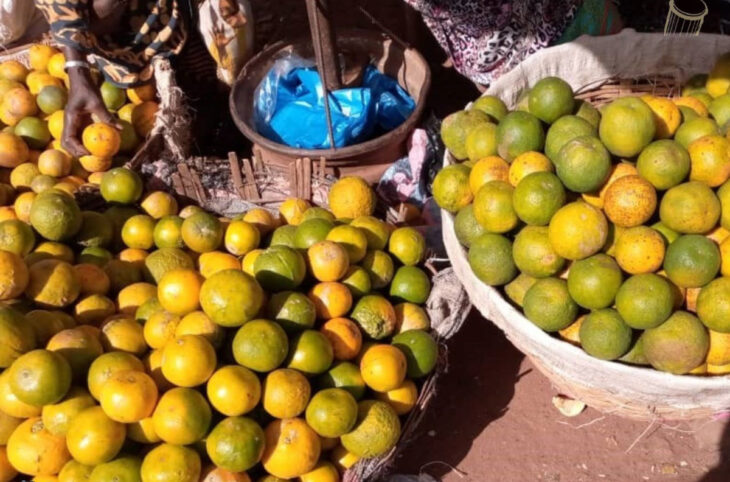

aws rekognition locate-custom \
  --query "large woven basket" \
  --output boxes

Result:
[444,30,730,421]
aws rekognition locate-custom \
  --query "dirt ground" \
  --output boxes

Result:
[392,312,730,482]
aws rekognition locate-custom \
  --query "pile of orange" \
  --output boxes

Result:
[0,160,437,481]
[0,43,159,207]
[436,52,730,376]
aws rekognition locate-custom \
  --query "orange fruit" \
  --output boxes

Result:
[157,268,203,315]
[99,315,147,356]
[472,180,517,233]
[47,110,64,140]
[58,460,94,481]
[140,190,178,219]
[307,240,350,282]
[262,418,321,479]
[143,310,180,349]
[206,417,265,473]
[46,53,66,80]
[548,201,608,260]
[286,330,334,376]
[86,351,144,400]
[99,369,158,422]
[127,416,160,444]
[242,208,279,235]
[0,250,28,300]
[2,88,37,125]
[29,45,61,71]
[388,227,426,267]
[350,294,397,340]
[225,220,260,256]
[73,294,115,325]
[305,388,358,438]
[81,122,120,158]
[359,344,407,392]
[127,83,156,104]
[100,167,143,205]
[161,334,216,387]
[117,281,157,314]
[598,97,655,157]
[674,96,709,117]
[0,370,41,418]
[200,269,264,327]
[0,445,17,482]
[340,400,401,458]
[320,317,362,361]
[374,379,418,415]
[660,181,720,234]
[688,135,730,187]
[232,319,288,372]
[279,198,311,226]
[468,156,509,194]
[141,444,201,482]
[326,225,368,263]
[641,95,681,139]
[175,310,224,348]
[267,291,316,333]
[131,100,158,137]
[0,410,22,445]
[66,406,126,465]
[6,418,69,476]
[197,251,240,279]
[603,175,657,228]
[181,211,223,253]
[40,386,95,437]
[152,387,212,445]
[328,177,376,219]
[74,263,110,295]
[614,226,665,275]
[394,302,430,333]
[308,282,353,320]
[8,349,71,406]
[254,246,306,291]
[200,466,251,482]
[0,132,29,168]
[508,151,553,186]
[37,149,70,177]
[432,164,472,213]
[262,368,310,418]
[206,365,261,417]
[78,155,112,173]
[46,328,103,380]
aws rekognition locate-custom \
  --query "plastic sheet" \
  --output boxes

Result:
[254,54,415,149]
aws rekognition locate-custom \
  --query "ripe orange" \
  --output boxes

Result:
[359,344,407,392]
[99,370,158,423]
[82,122,121,158]
[65,406,126,465]
[152,387,212,445]
[6,418,69,476]
[308,282,353,320]
[307,240,350,282]
[99,315,147,356]
[262,418,321,479]
[225,220,260,256]
[86,351,144,400]
[161,335,217,387]
[206,365,261,417]
[320,317,362,361]
[157,268,203,315]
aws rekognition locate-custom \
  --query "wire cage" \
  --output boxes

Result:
[664,0,708,35]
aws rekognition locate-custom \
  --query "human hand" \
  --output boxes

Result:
[62,66,121,157]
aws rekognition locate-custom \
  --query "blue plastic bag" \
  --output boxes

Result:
[254,55,415,149]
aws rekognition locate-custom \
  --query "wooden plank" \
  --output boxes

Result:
[228,152,246,198]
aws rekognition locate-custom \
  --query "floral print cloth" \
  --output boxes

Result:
[405,0,622,86]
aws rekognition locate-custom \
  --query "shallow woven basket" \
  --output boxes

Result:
[0,38,189,211]
[444,30,730,421]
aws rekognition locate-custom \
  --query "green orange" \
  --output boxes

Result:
[468,233,517,286]
[615,273,674,329]
[232,319,288,372]
[523,278,578,332]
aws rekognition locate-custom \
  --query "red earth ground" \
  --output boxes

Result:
[392,312,730,482]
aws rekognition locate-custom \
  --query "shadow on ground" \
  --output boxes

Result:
[393,310,525,479]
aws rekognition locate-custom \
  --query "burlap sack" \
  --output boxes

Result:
[443,30,730,421]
